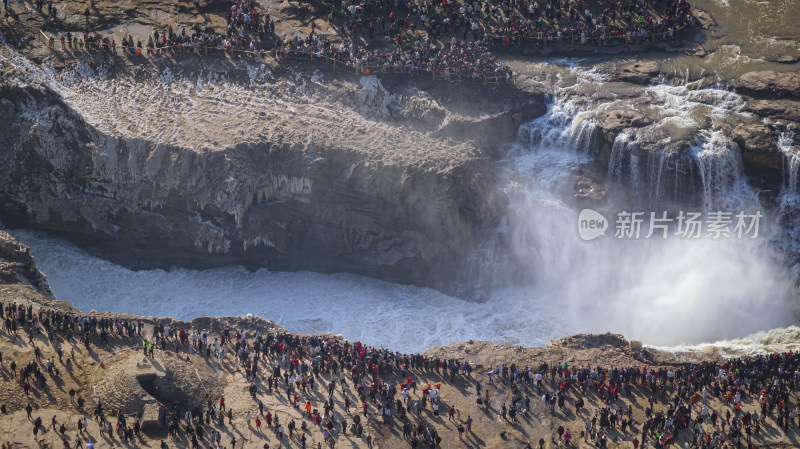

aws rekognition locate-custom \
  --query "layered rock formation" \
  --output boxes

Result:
[0,57,545,298]
[553,62,800,205]
[1,0,797,299]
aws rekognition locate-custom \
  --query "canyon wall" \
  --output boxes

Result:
[0,74,545,299]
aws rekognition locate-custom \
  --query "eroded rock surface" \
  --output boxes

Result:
[0,57,544,298]
[737,70,800,100]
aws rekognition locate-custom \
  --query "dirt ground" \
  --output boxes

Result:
[2,281,800,449]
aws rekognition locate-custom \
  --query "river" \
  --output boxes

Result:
[6,0,800,356]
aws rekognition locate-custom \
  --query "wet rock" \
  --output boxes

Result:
[768,55,800,65]
[745,99,800,124]
[683,45,708,58]
[729,121,783,190]
[599,60,661,85]
[594,109,651,135]
[548,333,629,350]
[571,174,606,202]
[692,9,716,30]
[736,70,800,100]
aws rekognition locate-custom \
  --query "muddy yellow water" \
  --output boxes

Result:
[505,0,800,84]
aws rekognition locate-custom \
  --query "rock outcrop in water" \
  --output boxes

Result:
[0,229,54,298]
[558,64,800,205]
[0,63,545,298]
[0,0,797,297]
[736,71,800,101]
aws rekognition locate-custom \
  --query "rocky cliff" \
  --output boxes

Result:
[0,57,545,299]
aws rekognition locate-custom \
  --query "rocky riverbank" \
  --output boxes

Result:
[3,47,799,298]
[2,231,800,449]
[1,0,799,296]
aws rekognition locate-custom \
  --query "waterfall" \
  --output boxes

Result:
[517,97,600,155]
[779,131,799,194]
[776,131,800,264]
[606,132,643,192]
[569,118,600,155]
[647,151,668,210]
[490,110,794,347]
[607,132,634,185]
[606,133,670,210]
[691,131,743,210]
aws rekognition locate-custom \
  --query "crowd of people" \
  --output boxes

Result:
[491,355,800,448]
[3,297,800,449]
[36,0,695,83]
[46,3,513,83]
[330,0,695,47]
[280,33,513,82]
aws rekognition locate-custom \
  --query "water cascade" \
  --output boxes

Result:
[691,131,744,211]
[516,97,600,156]
[780,131,799,194]
[2,52,795,353]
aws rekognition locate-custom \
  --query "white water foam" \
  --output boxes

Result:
[3,37,798,357]
[690,131,746,210]
[656,326,800,358]
[779,131,799,194]
[493,92,797,353]
[515,95,600,157]
[14,224,797,356]
[644,83,748,136]
[13,228,576,354]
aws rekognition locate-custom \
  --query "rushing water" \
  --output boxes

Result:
[11,197,797,356]
[780,131,799,194]
[11,88,799,356]
[3,0,800,356]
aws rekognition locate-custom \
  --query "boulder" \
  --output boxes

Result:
[744,99,800,123]
[594,109,651,135]
[140,402,165,432]
[736,71,800,100]
[730,122,782,172]
[692,9,716,30]
[768,55,800,65]
[0,230,54,298]
[599,60,661,85]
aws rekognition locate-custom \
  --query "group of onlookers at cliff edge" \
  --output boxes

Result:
[34,0,695,84]
[5,298,800,449]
